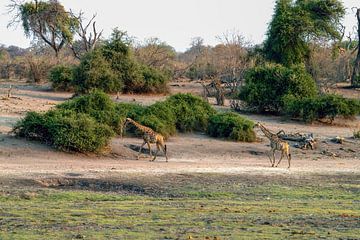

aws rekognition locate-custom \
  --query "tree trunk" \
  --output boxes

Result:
[351,9,360,87]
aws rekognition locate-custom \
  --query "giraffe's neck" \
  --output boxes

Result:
[259,124,275,140]
[128,119,153,133]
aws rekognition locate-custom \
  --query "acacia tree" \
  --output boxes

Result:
[264,0,345,66]
[9,0,78,58]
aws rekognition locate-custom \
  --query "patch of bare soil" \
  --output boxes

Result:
[0,79,359,183]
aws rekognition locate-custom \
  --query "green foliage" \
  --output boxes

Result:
[264,0,345,66]
[137,65,169,94]
[119,94,215,138]
[57,90,122,134]
[72,29,169,94]
[18,0,78,56]
[166,94,216,132]
[283,94,360,122]
[207,112,256,142]
[13,109,114,153]
[186,63,217,80]
[239,64,318,113]
[49,65,75,91]
[73,50,122,94]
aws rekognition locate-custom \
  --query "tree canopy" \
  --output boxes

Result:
[15,0,78,57]
[263,0,345,66]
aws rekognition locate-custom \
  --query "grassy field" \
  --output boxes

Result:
[0,174,359,239]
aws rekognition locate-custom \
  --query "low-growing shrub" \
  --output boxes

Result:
[13,109,114,153]
[284,94,360,122]
[207,112,256,142]
[58,90,123,134]
[239,64,318,113]
[166,93,216,132]
[49,65,75,91]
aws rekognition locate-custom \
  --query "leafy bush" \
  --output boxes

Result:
[118,93,216,137]
[73,50,122,94]
[239,64,318,113]
[13,109,114,153]
[207,112,256,142]
[57,90,122,134]
[72,29,169,94]
[138,65,169,94]
[49,65,75,91]
[284,94,360,122]
[166,93,216,132]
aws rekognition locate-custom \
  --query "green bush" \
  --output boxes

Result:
[239,64,318,113]
[354,130,360,139]
[58,90,122,134]
[207,112,256,142]
[166,93,216,132]
[284,94,360,122]
[13,109,114,153]
[73,50,122,94]
[72,29,169,95]
[118,93,216,137]
[49,65,75,91]
[138,65,169,94]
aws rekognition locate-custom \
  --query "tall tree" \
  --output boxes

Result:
[9,0,78,58]
[351,8,360,87]
[264,0,345,66]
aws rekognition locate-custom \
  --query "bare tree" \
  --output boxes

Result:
[69,11,103,59]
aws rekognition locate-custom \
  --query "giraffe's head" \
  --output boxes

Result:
[254,122,261,128]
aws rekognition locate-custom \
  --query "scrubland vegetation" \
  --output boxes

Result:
[1,0,360,239]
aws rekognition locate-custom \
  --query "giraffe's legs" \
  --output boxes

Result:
[162,144,168,162]
[138,141,146,160]
[271,149,276,167]
[147,142,152,158]
[267,151,273,166]
[287,152,291,169]
[275,151,284,167]
[151,144,160,162]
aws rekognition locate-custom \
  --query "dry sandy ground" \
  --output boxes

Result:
[0,80,359,181]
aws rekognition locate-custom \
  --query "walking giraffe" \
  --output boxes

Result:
[124,118,168,162]
[255,122,291,168]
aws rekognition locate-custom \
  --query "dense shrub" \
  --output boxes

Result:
[49,65,75,91]
[13,109,114,153]
[284,94,360,122]
[73,50,122,94]
[354,130,360,139]
[72,29,169,94]
[166,93,216,132]
[118,93,216,137]
[138,65,169,94]
[207,112,256,142]
[239,64,318,113]
[57,90,122,134]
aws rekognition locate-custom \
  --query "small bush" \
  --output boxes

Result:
[138,65,170,94]
[239,64,318,113]
[166,93,216,132]
[284,94,360,122]
[58,90,123,134]
[13,109,114,153]
[207,112,256,142]
[49,65,75,91]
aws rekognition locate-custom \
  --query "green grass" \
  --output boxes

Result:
[0,174,359,239]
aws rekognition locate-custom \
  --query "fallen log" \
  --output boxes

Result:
[277,131,317,150]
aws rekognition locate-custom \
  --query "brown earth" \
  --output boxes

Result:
[0,79,359,183]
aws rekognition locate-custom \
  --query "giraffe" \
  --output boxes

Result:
[124,118,168,162]
[254,122,291,168]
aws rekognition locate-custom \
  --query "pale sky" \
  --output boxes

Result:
[0,0,359,52]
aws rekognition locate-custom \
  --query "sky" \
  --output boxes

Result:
[0,0,359,52]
